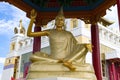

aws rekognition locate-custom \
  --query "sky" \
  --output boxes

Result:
[0,2,30,79]
[0,1,119,80]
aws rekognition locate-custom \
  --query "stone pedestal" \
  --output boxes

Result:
[27,61,96,80]
[30,77,87,80]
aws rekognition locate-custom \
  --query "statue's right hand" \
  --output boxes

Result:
[30,9,37,19]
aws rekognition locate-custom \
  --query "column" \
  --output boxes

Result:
[117,0,120,30]
[33,25,41,53]
[111,62,117,80]
[108,63,113,80]
[118,65,120,80]
[91,23,102,80]
[16,56,22,78]
[23,63,30,78]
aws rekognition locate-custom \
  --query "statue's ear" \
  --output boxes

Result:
[85,44,93,52]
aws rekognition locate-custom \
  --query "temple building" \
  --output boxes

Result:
[1,0,120,80]
[1,17,120,80]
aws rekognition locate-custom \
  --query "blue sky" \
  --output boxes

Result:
[0,1,119,79]
[0,2,30,58]
[0,2,30,79]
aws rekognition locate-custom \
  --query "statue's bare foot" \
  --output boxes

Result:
[63,61,76,71]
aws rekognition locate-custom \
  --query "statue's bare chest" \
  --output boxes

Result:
[49,30,70,42]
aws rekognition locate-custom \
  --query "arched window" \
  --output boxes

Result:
[19,42,23,48]
[25,41,28,46]
[70,18,78,29]
[10,43,15,51]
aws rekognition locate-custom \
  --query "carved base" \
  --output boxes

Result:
[29,77,88,80]
[26,61,96,80]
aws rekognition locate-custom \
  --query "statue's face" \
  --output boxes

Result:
[55,15,65,28]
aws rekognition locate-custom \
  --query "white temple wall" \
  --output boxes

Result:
[1,68,14,80]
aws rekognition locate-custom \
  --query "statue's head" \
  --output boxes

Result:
[55,7,65,28]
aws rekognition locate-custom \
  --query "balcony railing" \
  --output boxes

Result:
[99,23,120,49]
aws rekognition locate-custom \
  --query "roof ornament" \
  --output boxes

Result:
[57,6,64,17]
[14,19,26,35]
[19,19,23,29]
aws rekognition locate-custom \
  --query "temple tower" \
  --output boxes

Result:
[1,20,30,80]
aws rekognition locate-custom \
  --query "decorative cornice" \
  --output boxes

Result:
[2,0,116,25]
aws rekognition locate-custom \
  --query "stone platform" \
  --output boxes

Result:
[30,77,87,80]
[26,61,96,80]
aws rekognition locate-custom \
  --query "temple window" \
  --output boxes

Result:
[73,19,78,28]
[10,43,15,51]
[6,59,12,64]
[30,39,33,44]
[102,60,106,77]
[70,18,78,29]
[19,42,23,48]
[101,53,107,77]
[25,41,28,46]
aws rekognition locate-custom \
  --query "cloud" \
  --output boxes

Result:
[0,57,5,64]
[0,74,2,80]
[0,19,16,36]
[0,2,30,36]
[0,2,30,79]
[0,57,5,79]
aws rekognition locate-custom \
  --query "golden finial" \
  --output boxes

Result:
[19,19,23,29]
[57,7,64,17]
[20,19,22,23]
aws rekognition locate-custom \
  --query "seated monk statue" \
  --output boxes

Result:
[26,9,97,80]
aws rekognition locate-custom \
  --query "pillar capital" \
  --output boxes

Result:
[82,12,106,24]
[90,15,101,25]
[82,15,100,24]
